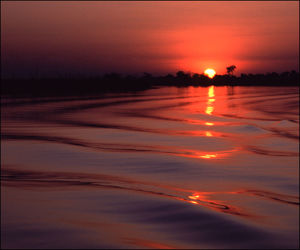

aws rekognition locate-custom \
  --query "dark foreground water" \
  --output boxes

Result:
[1,86,299,249]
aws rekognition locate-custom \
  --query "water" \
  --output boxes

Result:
[1,86,299,249]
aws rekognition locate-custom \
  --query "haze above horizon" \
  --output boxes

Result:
[1,1,299,77]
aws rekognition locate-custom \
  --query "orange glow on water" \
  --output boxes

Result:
[186,191,251,217]
[205,131,213,137]
[205,122,214,126]
[188,193,207,201]
[205,86,215,115]
[189,195,199,200]
[205,107,214,115]
[187,130,226,138]
[199,154,217,159]
[174,147,237,160]
[208,86,215,98]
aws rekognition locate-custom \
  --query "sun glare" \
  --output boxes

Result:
[204,68,216,78]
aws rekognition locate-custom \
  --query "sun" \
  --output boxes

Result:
[204,68,216,78]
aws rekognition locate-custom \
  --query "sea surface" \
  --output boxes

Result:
[1,86,299,249]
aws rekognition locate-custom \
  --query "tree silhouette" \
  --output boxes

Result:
[176,71,186,78]
[226,65,236,75]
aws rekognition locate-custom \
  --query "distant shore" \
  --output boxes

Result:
[2,71,299,97]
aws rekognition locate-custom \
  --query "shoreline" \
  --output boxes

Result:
[2,71,299,98]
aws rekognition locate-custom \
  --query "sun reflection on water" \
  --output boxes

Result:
[205,86,215,116]
[205,106,214,115]
[208,85,215,98]
[187,191,248,217]
[199,154,217,159]
[175,148,238,160]
[205,131,213,137]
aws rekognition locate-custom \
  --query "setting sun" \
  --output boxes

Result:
[204,68,216,78]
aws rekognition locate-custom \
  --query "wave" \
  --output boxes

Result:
[3,167,298,218]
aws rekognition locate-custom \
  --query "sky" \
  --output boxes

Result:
[1,1,299,77]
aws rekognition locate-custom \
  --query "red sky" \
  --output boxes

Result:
[1,1,299,77]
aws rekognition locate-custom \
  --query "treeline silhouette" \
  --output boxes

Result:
[2,70,299,97]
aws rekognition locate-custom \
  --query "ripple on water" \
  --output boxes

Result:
[1,86,299,249]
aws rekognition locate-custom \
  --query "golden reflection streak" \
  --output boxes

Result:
[205,131,213,137]
[187,192,248,216]
[186,189,299,216]
[205,86,215,115]
[208,85,215,98]
[199,154,217,159]
[175,148,238,160]
[205,107,214,115]
[185,130,225,138]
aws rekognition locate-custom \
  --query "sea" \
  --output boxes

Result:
[1,86,299,249]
